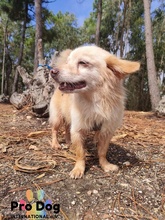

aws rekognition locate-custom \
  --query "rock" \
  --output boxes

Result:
[71,200,76,205]
[87,190,92,196]
[93,190,99,194]
[123,161,131,166]
[26,116,32,120]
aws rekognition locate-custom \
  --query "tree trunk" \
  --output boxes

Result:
[12,2,28,93]
[95,0,102,46]
[120,0,129,58]
[143,0,160,110]
[1,19,8,95]
[34,0,43,75]
[10,39,55,117]
[4,50,12,95]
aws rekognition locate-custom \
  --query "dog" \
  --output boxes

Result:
[49,45,140,179]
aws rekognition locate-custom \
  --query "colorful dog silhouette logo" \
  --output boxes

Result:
[20,189,52,220]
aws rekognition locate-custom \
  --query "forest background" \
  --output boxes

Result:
[0,0,164,111]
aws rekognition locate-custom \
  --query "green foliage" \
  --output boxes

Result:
[0,0,34,22]
[44,11,82,52]
[81,14,96,44]
[122,1,149,110]
[23,26,36,72]
[152,5,165,72]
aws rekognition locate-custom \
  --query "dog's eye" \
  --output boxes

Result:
[78,61,89,66]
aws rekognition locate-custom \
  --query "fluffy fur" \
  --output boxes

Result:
[49,45,140,179]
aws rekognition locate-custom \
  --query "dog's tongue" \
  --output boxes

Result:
[59,81,86,91]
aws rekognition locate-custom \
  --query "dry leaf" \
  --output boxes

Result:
[2,147,7,153]
[29,145,39,151]
[27,131,49,138]
[112,133,128,141]
[35,173,45,179]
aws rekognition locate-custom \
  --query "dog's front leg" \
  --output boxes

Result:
[97,133,119,172]
[51,123,62,150]
[69,131,85,179]
[65,123,71,144]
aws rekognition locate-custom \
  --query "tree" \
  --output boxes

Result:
[34,0,43,74]
[82,0,164,111]
[12,0,30,93]
[0,0,163,112]
[143,0,160,110]
[95,0,102,45]
[0,14,8,95]
[152,5,165,96]
[0,0,34,93]
[45,11,82,52]
[125,1,151,111]
[82,0,132,55]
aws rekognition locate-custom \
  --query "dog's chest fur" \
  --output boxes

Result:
[70,92,122,132]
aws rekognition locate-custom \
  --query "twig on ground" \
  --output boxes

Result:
[27,130,50,138]
[125,193,158,220]
[14,156,56,173]
[111,191,158,220]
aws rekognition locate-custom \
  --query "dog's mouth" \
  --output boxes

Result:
[59,81,86,91]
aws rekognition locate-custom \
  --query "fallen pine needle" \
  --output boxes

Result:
[35,173,46,179]
[113,213,157,220]
[145,159,165,163]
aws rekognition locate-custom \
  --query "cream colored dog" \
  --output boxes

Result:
[49,45,140,179]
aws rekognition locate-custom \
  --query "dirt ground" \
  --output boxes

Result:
[0,103,165,220]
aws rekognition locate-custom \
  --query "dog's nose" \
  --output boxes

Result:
[50,68,59,75]
[50,68,59,80]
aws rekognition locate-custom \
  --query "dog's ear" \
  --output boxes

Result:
[105,55,140,79]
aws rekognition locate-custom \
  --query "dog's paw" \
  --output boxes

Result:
[69,167,85,179]
[51,142,61,150]
[102,163,119,173]
[69,168,84,179]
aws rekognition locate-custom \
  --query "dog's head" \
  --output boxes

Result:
[50,46,140,93]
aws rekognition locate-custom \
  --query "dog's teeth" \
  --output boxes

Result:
[64,82,67,87]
